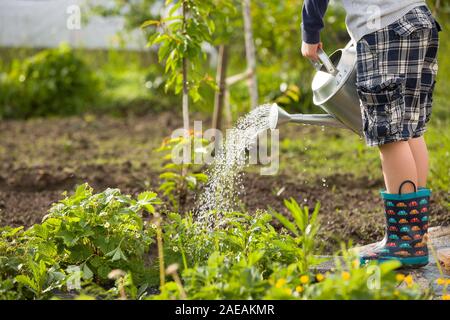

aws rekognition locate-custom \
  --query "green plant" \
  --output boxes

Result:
[0,277,22,300]
[0,184,161,299]
[0,186,431,300]
[153,250,269,300]
[0,227,67,299]
[142,1,225,132]
[14,259,66,300]
[106,270,148,300]
[153,200,321,299]
[29,184,158,282]
[270,199,322,273]
[154,200,425,300]
[303,245,426,300]
[157,134,208,211]
[0,44,99,119]
[163,210,300,271]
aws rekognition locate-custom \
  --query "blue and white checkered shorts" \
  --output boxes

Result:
[356,6,440,147]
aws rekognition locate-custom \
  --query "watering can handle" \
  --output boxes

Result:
[309,48,338,75]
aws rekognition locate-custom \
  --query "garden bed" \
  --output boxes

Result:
[0,113,449,253]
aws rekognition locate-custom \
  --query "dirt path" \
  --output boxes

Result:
[0,113,448,252]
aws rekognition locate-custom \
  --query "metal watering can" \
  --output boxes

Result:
[269,42,362,135]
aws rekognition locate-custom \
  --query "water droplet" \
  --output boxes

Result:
[195,104,274,226]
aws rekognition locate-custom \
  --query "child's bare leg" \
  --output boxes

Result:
[379,141,418,194]
[408,136,429,188]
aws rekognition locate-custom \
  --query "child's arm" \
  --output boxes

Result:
[301,0,329,61]
[302,0,329,44]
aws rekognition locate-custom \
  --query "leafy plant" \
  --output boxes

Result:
[304,245,426,300]
[142,0,230,99]
[29,184,158,282]
[158,251,270,300]
[15,260,65,299]
[0,277,22,300]
[270,199,322,273]
[0,187,429,300]
[154,199,424,300]
[0,44,100,119]
[0,183,161,299]
[157,134,208,211]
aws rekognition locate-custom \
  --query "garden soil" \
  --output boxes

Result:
[0,113,448,252]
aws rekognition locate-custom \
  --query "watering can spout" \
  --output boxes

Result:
[269,104,347,130]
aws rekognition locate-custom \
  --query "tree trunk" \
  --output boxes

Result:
[242,0,258,109]
[180,0,189,212]
[224,69,253,127]
[212,45,229,131]
[224,89,232,128]
[433,0,440,16]
[182,0,190,134]
[182,57,189,134]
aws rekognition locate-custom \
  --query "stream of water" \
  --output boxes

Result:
[195,104,275,227]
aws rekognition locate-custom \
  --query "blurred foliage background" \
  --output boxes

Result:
[0,0,448,121]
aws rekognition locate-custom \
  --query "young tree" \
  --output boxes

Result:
[212,45,229,131]
[142,0,237,133]
[242,0,259,109]
[209,2,237,131]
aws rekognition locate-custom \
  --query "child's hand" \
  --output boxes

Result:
[301,41,323,62]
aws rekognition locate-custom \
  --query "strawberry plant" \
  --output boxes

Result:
[0,184,161,299]
[26,184,159,283]
[0,186,428,300]
[155,251,270,300]
[163,210,301,271]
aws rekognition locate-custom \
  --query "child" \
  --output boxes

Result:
[301,1,441,268]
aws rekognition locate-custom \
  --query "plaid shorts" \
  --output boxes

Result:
[356,6,440,147]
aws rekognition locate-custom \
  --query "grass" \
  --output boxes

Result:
[275,120,449,201]
[273,27,450,194]
[278,126,379,181]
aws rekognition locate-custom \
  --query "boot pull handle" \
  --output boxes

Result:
[398,180,417,195]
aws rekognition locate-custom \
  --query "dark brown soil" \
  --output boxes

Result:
[0,113,448,252]
[241,172,449,251]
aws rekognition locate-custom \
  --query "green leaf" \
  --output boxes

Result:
[160,172,180,180]
[162,16,183,23]
[1,226,24,237]
[97,265,110,279]
[82,263,93,280]
[56,229,78,246]
[106,246,127,262]
[141,20,160,29]
[269,208,299,237]
[168,2,181,16]
[15,275,38,292]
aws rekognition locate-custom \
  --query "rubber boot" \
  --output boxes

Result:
[360,181,431,268]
